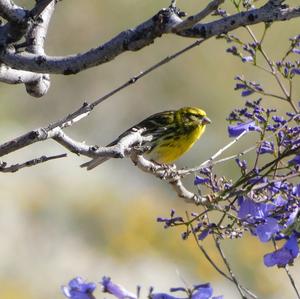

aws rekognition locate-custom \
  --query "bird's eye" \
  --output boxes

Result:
[185,114,199,122]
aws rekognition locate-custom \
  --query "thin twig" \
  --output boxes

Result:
[180,130,248,176]
[284,266,300,299]
[214,238,248,299]
[245,26,299,113]
[188,215,257,299]
[0,153,67,173]
[173,0,225,32]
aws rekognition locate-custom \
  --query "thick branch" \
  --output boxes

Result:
[0,63,49,85]
[23,0,55,97]
[178,5,300,38]
[1,3,299,74]
[0,8,182,74]
[0,0,27,22]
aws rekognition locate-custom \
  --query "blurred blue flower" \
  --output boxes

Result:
[264,234,299,267]
[151,283,222,299]
[101,276,136,299]
[235,158,247,170]
[238,197,271,222]
[198,229,210,241]
[292,48,300,54]
[228,121,259,137]
[289,154,300,165]
[292,184,300,197]
[241,89,254,97]
[291,68,300,75]
[258,141,274,154]
[62,277,96,299]
[191,283,213,299]
[242,56,254,63]
[256,217,280,242]
[150,294,181,299]
[194,176,210,185]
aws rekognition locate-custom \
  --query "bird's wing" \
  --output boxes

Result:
[108,110,175,146]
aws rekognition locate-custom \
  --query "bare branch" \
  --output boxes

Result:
[0,0,27,22]
[0,153,67,173]
[130,153,209,205]
[23,0,55,97]
[29,0,55,20]
[0,8,183,74]
[0,63,49,86]
[173,0,225,33]
[1,3,299,75]
[178,5,300,39]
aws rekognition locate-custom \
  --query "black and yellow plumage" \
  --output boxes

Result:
[81,107,211,170]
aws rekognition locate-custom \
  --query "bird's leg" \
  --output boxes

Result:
[152,161,177,180]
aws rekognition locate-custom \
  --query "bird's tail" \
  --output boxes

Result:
[80,156,110,170]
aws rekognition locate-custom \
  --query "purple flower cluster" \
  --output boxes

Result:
[62,277,222,299]
[226,41,258,65]
[157,209,184,228]
[150,283,222,299]
[158,95,300,269]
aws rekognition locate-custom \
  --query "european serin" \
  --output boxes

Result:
[81,107,210,170]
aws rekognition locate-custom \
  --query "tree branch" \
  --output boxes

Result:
[173,0,225,33]
[1,2,299,75]
[130,153,208,205]
[0,0,27,23]
[0,63,49,85]
[0,153,67,173]
[23,0,55,97]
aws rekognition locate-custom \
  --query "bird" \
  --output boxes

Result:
[81,107,211,170]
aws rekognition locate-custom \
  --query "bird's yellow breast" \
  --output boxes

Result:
[147,125,206,163]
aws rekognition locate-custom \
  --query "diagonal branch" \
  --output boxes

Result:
[0,153,67,173]
[173,0,225,33]
[130,152,208,205]
[1,2,299,75]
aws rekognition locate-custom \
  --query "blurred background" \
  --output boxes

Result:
[0,1,300,298]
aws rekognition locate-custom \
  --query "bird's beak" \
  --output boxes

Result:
[202,116,211,124]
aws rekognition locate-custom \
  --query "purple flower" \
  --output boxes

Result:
[234,83,247,90]
[194,176,210,185]
[291,68,300,75]
[289,154,300,165]
[238,197,271,222]
[101,277,136,299]
[286,207,299,227]
[241,89,254,97]
[235,158,247,170]
[198,229,210,240]
[242,56,254,63]
[151,283,222,299]
[191,284,212,299]
[292,48,300,54]
[292,184,300,197]
[226,46,238,55]
[272,116,286,124]
[258,141,274,154]
[150,294,181,299]
[264,234,299,267]
[228,121,259,137]
[62,277,96,299]
[256,217,280,242]
[192,283,223,299]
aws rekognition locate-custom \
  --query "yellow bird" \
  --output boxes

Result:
[81,107,211,170]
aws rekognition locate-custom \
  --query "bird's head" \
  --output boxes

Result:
[176,107,211,128]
